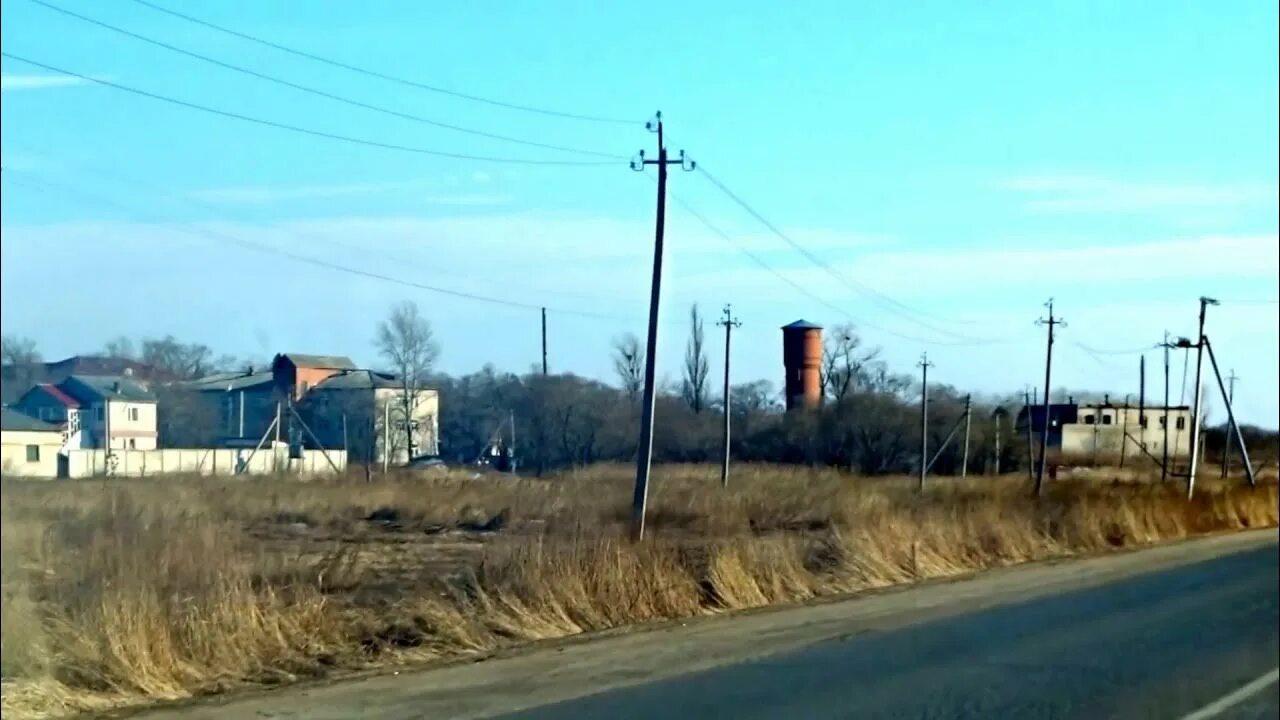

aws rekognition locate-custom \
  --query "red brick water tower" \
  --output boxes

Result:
[782,320,823,410]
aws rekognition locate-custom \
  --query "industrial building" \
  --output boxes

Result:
[1017,396,1193,464]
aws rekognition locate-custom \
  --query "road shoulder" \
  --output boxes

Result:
[131,528,1279,720]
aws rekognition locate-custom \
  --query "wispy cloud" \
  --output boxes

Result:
[1,74,95,92]
[421,194,510,207]
[188,181,428,205]
[1000,174,1276,213]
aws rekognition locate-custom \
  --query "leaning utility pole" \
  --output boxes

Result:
[918,353,934,491]
[961,394,972,478]
[541,307,548,375]
[1203,339,1255,487]
[993,410,1002,476]
[1187,296,1218,498]
[1220,369,1238,479]
[1034,300,1065,495]
[717,304,741,488]
[628,111,694,541]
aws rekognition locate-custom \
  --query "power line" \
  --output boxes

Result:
[663,174,1021,347]
[1,52,619,167]
[666,185,987,347]
[29,0,624,160]
[1071,340,1159,356]
[694,165,1004,343]
[4,170,635,322]
[126,0,636,126]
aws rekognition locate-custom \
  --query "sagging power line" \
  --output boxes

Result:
[1,52,619,166]
[126,0,637,125]
[30,0,625,160]
[695,165,1015,345]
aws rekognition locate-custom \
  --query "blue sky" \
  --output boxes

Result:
[3,0,1278,425]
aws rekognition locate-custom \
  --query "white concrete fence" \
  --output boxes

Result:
[58,444,346,479]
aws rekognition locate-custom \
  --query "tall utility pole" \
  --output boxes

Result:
[1034,300,1066,495]
[1160,331,1172,482]
[961,394,972,478]
[1187,296,1218,498]
[540,307,548,375]
[1024,388,1035,481]
[628,111,694,541]
[1221,369,1238,479]
[1138,355,1146,461]
[993,410,1002,476]
[717,304,741,489]
[918,353,934,491]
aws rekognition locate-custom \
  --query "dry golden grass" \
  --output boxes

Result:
[2,464,1276,719]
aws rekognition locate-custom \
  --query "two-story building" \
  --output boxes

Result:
[166,353,439,465]
[14,374,158,450]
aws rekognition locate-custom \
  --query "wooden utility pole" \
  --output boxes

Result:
[1034,300,1065,495]
[628,111,694,541]
[717,304,741,488]
[918,353,934,491]
[961,394,972,478]
[1024,388,1036,481]
[993,411,1002,475]
[1138,355,1146,464]
[1160,331,1172,482]
[1220,369,1237,479]
[1187,296,1218,498]
[541,307,548,375]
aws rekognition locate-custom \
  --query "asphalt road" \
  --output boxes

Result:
[501,544,1279,720]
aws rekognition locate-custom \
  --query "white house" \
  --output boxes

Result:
[1,407,63,478]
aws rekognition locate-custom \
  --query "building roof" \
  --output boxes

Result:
[1,407,60,432]
[35,383,81,408]
[313,370,403,391]
[43,355,176,380]
[176,370,275,392]
[276,353,357,370]
[62,375,157,403]
[781,320,823,330]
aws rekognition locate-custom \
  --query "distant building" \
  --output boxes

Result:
[1017,395,1193,464]
[1,355,173,404]
[168,354,439,465]
[1,407,63,478]
[13,374,159,450]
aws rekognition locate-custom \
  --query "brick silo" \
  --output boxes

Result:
[782,320,823,410]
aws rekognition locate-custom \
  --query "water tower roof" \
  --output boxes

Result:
[781,319,823,330]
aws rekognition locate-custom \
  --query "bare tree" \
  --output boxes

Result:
[375,301,440,460]
[681,304,710,413]
[1,335,43,401]
[821,324,881,403]
[102,336,137,359]
[142,335,215,379]
[612,333,645,401]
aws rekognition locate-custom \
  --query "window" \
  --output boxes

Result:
[1176,416,1186,430]
[128,407,139,422]
[1102,414,1113,425]
[1139,416,1148,428]
[97,405,105,421]
[1159,416,1167,428]
[1082,414,1095,425]
[26,445,40,462]
[128,438,136,449]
